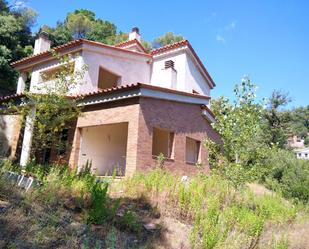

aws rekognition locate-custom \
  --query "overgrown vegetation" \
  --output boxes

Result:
[0,160,155,248]
[208,77,309,204]
[1,160,308,249]
[117,168,307,249]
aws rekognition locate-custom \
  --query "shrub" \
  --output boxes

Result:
[87,181,110,224]
[264,149,309,203]
[120,210,141,233]
[24,163,118,225]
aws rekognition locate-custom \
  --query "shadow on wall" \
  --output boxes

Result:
[0,116,11,158]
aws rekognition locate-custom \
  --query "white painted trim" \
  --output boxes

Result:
[201,109,216,123]
[78,87,209,107]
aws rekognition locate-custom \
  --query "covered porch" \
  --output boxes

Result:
[77,122,128,176]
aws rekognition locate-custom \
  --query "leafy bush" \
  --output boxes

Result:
[264,149,309,203]
[88,182,119,224]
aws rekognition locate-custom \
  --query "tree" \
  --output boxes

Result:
[153,32,184,48]
[288,105,309,140]
[263,90,291,148]
[42,9,121,46]
[0,0,36,94]
[211,77,266,165]
[66,11,93,39]
[42,23,72,47]
[105,32,128,45]
[85,19,116,43]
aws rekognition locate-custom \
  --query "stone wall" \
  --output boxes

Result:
[0,115,22,159]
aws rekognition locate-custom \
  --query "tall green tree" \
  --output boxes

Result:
[288,105,309,141]
[42,9,119,46]
[263,90,291,148]
[0,0,36,94]
[66,11,93,39]
[211,77,266,165]
[153,32,184,48]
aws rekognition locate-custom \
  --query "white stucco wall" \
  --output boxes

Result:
[150,50,211,96]
[29,44,151,95]
[185,54,211,96]
[78,122,129,175]
[80,45,151,94]
[29,55,81,94]
[151,52,186,90]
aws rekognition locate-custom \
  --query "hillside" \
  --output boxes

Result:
[0,165,308,249]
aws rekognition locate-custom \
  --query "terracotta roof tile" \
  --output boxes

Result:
[0,93,25,102]
[11,39,151,68]
[114,39,148,53]
[76,83,211,100]
[151,40,189,55]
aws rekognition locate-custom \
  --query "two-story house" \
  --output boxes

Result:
[1,27,220,176]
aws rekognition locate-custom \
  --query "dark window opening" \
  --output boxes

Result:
[98,67,120,90]
[152,127,174,158]
[186,137,201,164]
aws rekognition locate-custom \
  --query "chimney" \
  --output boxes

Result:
[34,30,51,55]
[129,27,141,42]
[163,60,177,89]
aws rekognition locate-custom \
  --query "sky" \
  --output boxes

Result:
[11,0,309,108]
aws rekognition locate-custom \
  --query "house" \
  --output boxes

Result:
[287,135,306,149]
[295,148,309,160]
[0,27,221,176]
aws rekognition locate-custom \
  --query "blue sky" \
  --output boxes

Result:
[14,0,309,107]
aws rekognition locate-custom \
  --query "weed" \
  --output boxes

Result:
[106,226,117,249]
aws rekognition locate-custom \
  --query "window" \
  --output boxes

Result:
[98,67,120,90]
[186,137,201,164]
[40,62,75,82]
[305,153,308,158]
[152,128,174,158]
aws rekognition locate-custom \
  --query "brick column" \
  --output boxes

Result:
[69,127,81,169]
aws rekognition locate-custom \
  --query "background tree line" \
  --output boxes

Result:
[0,1,183,95]
[0,1,308,146]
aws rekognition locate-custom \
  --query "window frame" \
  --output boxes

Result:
[185,137,201,165]
[152,127,175,159]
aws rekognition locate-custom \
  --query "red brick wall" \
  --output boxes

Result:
[68,97,220,177]
[69,99,141,176]
[136,97,221,176]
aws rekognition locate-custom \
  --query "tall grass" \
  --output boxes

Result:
[121,169,297,249]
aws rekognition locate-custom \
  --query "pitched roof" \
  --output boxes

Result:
[0,83,210,103]
[11,38,215,88]
[151,40,189,55]
[11,39,151,68]
[151,40,216,88]
[0,93,25,102]
[114,39,148,53]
